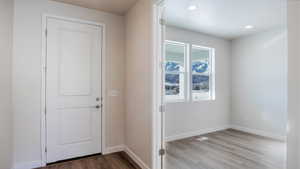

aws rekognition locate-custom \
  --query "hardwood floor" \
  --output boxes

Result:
[36,152,141,169]
[165,129,286,169]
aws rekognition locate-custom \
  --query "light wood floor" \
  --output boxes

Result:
[36,152,141,169]
[166,129,286,169]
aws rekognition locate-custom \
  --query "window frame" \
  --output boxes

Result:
[164,40,189,103]
[190,45,215,102]
[164,41,215,103]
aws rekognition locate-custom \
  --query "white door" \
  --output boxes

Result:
[46,17,102,163]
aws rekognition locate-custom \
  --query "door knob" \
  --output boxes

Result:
[95,105,100,109]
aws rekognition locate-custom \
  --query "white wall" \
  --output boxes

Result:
[231,29,287,139]
[125,0,153,168]
[13,0,126,167]
[0,0,13,168]
[287,1,300,168]
[165,26,232,140]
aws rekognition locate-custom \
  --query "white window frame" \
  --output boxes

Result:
[164,41,215,103]
[164,40,189,102]
[190,45,215,102]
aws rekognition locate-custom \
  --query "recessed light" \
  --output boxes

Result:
[187,5,198,11]
[196,137,209,142]
[245,25,254,29]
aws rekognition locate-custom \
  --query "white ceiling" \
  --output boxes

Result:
[165,0,287,39]
[53,0,138,15]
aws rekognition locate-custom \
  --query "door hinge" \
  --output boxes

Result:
[159,105,166,113]
[160,61,164,70]
[44,107,47,115]
[159,148,166,156]
[159,18,166,25]
[45,147,47,153]
[45,29,48,37]
[43,66,47,73]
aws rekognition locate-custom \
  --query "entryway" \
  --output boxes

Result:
[153,0,288,169]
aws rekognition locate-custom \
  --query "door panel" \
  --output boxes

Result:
[59,108,92,145]
[46,18,102,163]
[59,29,92,96]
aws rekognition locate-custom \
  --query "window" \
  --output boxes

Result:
[164,41,215,102]
[164,41,187,101]
[191,45,215,101]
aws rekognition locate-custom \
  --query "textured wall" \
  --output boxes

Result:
[231,29,287,139]
[125,0,153,167]
[0,0,13,168]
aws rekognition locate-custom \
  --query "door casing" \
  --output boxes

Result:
[152,1,166,169]
[41,14,106,166]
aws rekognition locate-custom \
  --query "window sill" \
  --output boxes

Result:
[165,98,216,104]
[165,99,187,103]
[192,98,215,103]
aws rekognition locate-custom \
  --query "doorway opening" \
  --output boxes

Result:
[154,0,288,169]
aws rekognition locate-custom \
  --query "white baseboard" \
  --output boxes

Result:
[13,146,149,169]
[105,145,150,169]
[230,125,287,141]
[13,161,43,169]
[124,146,150,169]
[103,145,126,155]
[165,125,230,142]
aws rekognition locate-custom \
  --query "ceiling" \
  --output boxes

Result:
[165,0,287,39]
[53,0,138,15]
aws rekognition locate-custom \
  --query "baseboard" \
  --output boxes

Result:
[13,146,148,169]
[124,146,150,169]
[105,145,150,169]
[230,125,287,141]
[103,145,126,155]
[13,161,43,169]
[165,125,230,142]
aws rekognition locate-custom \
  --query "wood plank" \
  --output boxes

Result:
[36,152,141,169]
[166,129,286,169]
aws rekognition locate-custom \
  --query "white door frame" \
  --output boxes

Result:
[152,3,291,169]
[41,14,106,166]
[152,1,165,169]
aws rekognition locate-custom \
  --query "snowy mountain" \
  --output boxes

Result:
[165,61,210,93]
[165,62,181,72]
[192,61,208,73]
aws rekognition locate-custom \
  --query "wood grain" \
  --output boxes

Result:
[36,152,141,169]
[166,129,286,169]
